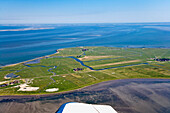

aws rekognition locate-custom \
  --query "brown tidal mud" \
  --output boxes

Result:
[0,79,170,113]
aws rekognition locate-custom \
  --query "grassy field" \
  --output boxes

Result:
[0,47,169,95]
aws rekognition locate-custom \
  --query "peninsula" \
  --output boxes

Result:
[0,47,169,95]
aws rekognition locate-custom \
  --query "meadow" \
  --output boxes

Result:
[0,47,169,95]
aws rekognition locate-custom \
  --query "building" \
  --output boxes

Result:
[9,80,20,85]
[73,68,83,71]
[154,58,170,62]
[82,49,89,51]
[0,80,20,87]
[77,55,81,58]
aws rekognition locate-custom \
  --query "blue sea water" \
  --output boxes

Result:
[0,23,170,66]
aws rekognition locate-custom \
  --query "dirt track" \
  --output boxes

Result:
[92,60,141,67]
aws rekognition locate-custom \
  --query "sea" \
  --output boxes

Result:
[0,23,170,66]
[0,23,170,113]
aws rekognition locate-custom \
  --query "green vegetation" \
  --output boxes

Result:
[0,47,169,95]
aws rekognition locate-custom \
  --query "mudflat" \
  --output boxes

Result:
[0,79,170,113]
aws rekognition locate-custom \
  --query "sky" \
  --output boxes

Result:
[0,0,170,24]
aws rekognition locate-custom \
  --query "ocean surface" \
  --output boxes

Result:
[0,23,170,66]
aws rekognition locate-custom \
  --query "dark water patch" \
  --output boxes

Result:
[69,56,149,71]
[48,66,57,75]
[24,59,41,65]
[69,56,94,70]
[23,64,57,75]
[5,73,19,79]
[23,64,56,68]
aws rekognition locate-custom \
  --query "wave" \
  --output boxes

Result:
[0,27,55,32]
[144,26,170,31]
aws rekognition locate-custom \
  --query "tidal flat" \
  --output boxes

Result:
[0,79,170,113]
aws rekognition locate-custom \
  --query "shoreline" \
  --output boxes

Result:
[0,78,169,98]
[0,46,169,97]
[1,51,60,68]
[1,46,169,68]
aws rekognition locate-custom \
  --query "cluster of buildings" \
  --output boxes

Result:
[0,80,20,88]
[154,58,170,62]
[73,68,84,71]
[77,48,89,57]
[82,49,89,51]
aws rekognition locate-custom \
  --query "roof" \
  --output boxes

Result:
[56,102,117,113]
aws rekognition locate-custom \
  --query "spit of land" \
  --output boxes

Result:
[0,47,169,95]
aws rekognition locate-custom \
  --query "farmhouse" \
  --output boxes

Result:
[0,80,20,88]
[154,58,170,62]
[82,49,89,51]
[9,80,20,85]
[77,55,82,58]
[73,68,83,71]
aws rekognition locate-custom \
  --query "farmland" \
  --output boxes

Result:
[0,47,170,95]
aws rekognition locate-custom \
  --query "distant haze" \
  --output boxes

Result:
[0,0,170,24]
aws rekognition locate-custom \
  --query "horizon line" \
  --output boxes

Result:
[0,22,170,25]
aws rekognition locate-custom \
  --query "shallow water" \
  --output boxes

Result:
[0,79,170,113]
[0,23,170,66]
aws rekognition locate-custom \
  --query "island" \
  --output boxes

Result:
[0,47,170,95]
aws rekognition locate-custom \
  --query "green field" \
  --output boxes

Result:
[0,47,169,95]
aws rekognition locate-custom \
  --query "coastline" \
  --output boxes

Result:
[0,46,170,97]
[1,46,169,68]
[1,78,170,113]
[1,51,60,68]
[0,78,169,98]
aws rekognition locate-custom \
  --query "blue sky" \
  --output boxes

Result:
[0,0,170,24]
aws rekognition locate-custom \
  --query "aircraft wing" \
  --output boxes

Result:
[56,102,117,113]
